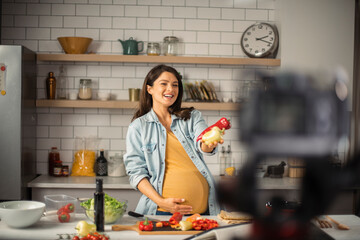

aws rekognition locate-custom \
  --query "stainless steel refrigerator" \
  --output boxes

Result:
[0,45,37,200]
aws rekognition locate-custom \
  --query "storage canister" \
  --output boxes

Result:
[163,36,179,56]
[78,79,92,100]
[108,153,126,177]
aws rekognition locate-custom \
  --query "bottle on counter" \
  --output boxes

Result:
[220,146,226,176]
[95,149,108,176]
[94,178,105,232]
[46,72,56,99]
[48,147,60,176]
[62,165,69,177]
[225,145,232,171]
[53,160,63,177]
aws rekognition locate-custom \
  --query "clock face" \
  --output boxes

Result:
[241,23,279,58]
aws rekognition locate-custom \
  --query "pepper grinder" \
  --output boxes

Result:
[46,72,56,99]
[94,178,104,232]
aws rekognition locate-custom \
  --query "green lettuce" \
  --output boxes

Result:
[80,193,127,224]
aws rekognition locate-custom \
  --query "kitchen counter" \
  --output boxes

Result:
[28,175,302,190]
[1,214,360,240]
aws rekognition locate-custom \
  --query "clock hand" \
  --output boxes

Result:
[256,35,269,41]
[258,39,272,45]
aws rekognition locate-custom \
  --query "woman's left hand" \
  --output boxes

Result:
[201,139,224,153]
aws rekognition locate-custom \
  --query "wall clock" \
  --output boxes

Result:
[240,22,279,58]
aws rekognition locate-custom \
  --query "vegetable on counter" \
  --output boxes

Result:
[179,221,193,231]
[192,218,219,231]
[196,117,231,143]
[72,232,110,240]
[186,213,201,223]
[80,193,126,224]
[75,220,96,237]
[169,212,183,225]
[139,217,153,231]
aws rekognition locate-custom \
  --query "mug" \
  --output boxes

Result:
[129,88,140,101]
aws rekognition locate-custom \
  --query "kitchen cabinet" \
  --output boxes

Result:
[36,54,280,110]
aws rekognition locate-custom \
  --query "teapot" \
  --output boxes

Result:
[119,37,144,55]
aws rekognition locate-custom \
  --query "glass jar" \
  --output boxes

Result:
[163,36,179,56]
[147,42,161,56]
[108,152,126,177]
[78,79,92,100]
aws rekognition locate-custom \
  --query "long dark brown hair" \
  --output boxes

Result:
[132,64,194,121]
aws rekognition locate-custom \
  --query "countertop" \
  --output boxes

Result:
[1,214,360,240]
[28,175,302,190]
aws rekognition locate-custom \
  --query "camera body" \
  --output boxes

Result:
[240,71,349,157]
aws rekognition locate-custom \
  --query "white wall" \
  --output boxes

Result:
[276,0,355,108]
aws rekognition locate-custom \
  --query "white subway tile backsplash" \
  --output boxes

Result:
[37,114,62,125]
[27,4,51,15]
[51,28,75,39]
[210,0,233,8]
[52,4,75,16]
[15,16,38,27]
[148,30,173,42]
[137,18,161,30]
[66,65,87,76]
[65,0,87,3]
[110,139,126,150]
[209,44,233,56]
[149,6,173,18]
[210,20,233,32]
[3,3,26,15]
[61,138,75,150]
[90,0,112,4]
[198,8,220,19]
[2,27,26,39]
[50,126,74,138]
[258,0,275,9]
[234,0,256,8]
[112,66,136,77]
[74,126,98,138]
[162,18,185,30]
[185,19,208,31]
[209,68,232,80]
[222,8,245,20]
[184,43,208,55]
[99,127,122,138]
[100,5,124,16]
[245,9,268,21]
[173,30,196,43]
[87,114,110,126]
[221,32,242,44]
[184,67,208,79]
[162,0,185,6]
[174,7,196,18]
[26,28,50,40]
[76,4,100,16]
[99,77,123,89]
[39,16,63,27]
[62,114,86,126]
[113,17,137,29]
[37,138,61,150]
[124,6,149,17]
[2,15,14,27]
[197,32,220,44]
[100,29,124,41]
[75,29,100,40]
[111,115,132,127]
[88,17,112,29]
[138,0,161,5]
[37,126,49,138]
[123,78,144,89]
[113,0,137,5]
[185,0,209,7]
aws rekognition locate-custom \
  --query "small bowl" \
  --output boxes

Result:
[0,201,45,228]
[81,199,127,224]
[97,91,110,101]
[58,37,93,54]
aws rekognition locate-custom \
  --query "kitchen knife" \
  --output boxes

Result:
[128,211,162,222]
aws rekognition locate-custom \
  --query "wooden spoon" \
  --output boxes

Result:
[326,216,350,230]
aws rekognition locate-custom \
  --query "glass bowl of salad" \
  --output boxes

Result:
[80,194,127,224]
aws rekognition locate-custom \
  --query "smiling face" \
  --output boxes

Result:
[147,71,179,109]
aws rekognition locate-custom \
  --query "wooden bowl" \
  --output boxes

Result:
[57,37,93,54]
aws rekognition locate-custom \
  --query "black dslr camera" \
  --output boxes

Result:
[218,70,353,240]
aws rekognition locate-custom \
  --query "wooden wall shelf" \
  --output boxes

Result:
[36,99,242,111]
[37,54,281,66]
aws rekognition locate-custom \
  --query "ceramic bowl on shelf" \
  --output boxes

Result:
[0,201,45,228]
[57,37,93,54]
[97,91,110,101]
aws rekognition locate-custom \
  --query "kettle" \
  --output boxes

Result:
[119,37,144,55]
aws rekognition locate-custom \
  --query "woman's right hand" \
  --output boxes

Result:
[159,198,193,215]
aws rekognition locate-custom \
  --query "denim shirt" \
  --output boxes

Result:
[124,108,221,215]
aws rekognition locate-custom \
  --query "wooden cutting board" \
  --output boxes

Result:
[112,221,202,235]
